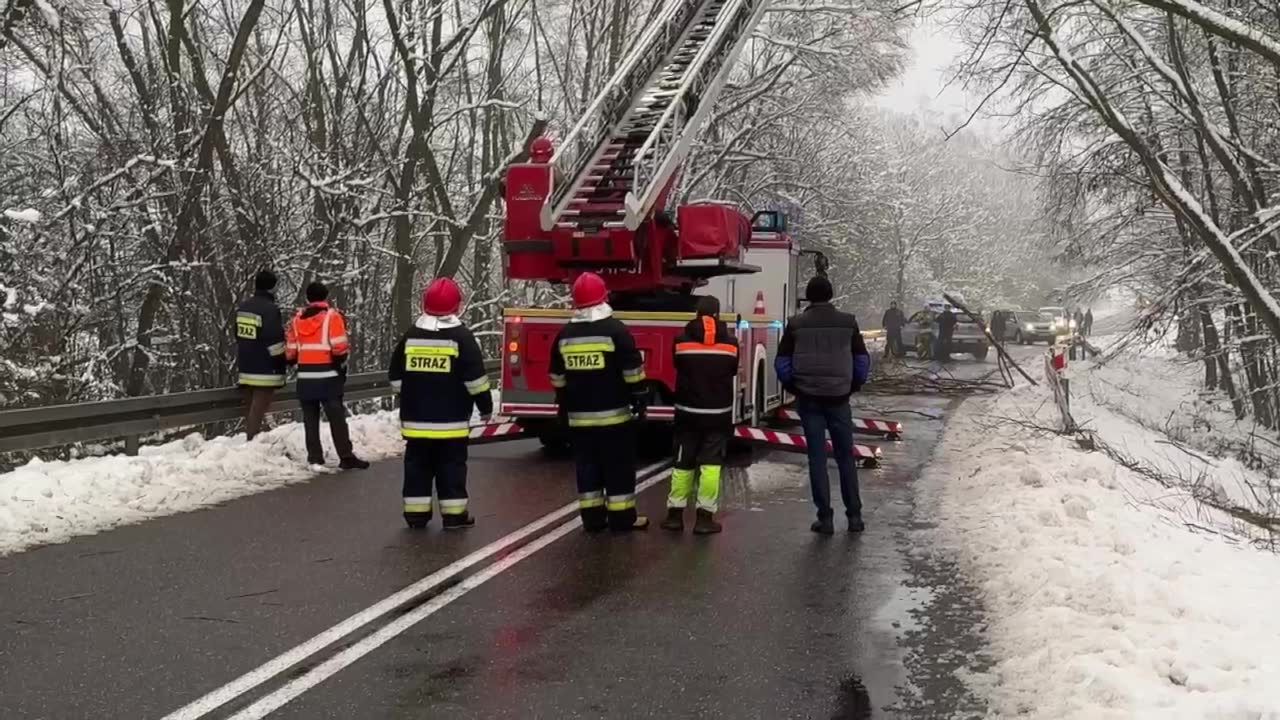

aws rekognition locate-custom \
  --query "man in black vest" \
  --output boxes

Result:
[775,277,871,534]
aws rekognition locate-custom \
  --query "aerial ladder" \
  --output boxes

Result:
[496,0,898,465]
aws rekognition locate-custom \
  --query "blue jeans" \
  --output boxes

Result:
[797,396,861,520]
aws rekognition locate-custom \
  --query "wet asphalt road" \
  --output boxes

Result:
[0,348,1031,719]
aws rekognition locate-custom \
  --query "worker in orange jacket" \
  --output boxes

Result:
[286,282,369,469]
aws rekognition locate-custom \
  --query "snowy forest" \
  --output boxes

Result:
[19,0,1279,411]
[940,0,1280,430]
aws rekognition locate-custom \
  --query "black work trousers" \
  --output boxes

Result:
[301,397,354,463]
[571,423,638,532]
[403,438,469,524]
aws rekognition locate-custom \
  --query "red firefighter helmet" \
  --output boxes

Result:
[571,272,608,309]
[423,277,463,316]
[529,137,554,164]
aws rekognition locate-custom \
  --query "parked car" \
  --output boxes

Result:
[1013,310,1068,344]
[901,305,990,360]
[1038,306,1076,332]
[989,308,1024,342]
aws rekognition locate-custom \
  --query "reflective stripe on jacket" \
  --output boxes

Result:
[673,315,738,428]
[388,315,494,440]
[235,292,287,387]
[549,312,645,425]
[286,302,349,385]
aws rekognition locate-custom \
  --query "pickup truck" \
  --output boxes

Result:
[901,308,990,360]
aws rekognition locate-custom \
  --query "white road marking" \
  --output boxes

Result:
[163,460,671,720]
[229,519,581,718]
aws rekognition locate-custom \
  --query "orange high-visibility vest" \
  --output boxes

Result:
[286,302,350,380]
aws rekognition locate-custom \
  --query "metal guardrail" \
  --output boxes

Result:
[0,360,501,455]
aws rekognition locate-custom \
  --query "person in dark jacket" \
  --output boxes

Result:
[285,282,369,469]
[235,270,287,439]
[936,306,957,361]
[550,272,650,533]
[663,295,737,535]
[882,301,905,358]
[991,310,1008,342]
[775,276,871,534]
[388,278,493,530]
[1084,308,1094,336]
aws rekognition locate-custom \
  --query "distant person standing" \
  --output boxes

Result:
[1084,308,1094,337]
[775,276,871,534]
[881,300,905,357]
[991,310,1007,342]
[936,306,957,362]
[286,281,369,469]
[235,270,287,440]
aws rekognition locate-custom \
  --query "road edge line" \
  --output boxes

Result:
[162,459,671,720]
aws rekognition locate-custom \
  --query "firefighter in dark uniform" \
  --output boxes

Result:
[389,278,493,529]
[549,272,650,533]
[235,270,287,440]
[663,295,737,535]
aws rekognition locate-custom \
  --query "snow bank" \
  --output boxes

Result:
[3,208,42,223]
[0,411,409,556]
[923,382,1280,718]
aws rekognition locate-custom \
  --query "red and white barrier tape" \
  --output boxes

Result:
[734,425,882,461]
[775,408,903,437]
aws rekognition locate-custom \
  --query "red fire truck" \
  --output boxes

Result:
[491,0,895,463]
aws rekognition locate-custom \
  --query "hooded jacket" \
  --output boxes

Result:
[673,314,738,429]
[388,314,493,440]
[286,301,349,400]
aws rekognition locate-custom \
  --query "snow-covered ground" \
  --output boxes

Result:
[0,391,502,556]
[923,306,1280,718]
[0,410,409,556]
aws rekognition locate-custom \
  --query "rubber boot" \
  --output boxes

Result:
[611,514,649,532]
[810,517,835,535]
[848,514,866,533]
[404,513,431,530]
[660,508,685,532]
[442,512,476,531]
[692,509,722,535]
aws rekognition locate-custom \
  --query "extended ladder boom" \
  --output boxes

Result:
[540,0,771,235]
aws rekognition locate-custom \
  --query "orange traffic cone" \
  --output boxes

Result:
[753,291,766,315]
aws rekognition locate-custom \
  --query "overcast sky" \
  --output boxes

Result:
[875,17,988,130]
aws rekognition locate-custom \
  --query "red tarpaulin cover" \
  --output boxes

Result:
[677,203,749,259]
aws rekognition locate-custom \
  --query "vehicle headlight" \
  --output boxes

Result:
[1025,323,1035,331]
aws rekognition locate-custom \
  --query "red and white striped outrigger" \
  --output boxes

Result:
[466,416,887,468]
[734,426,883,468]
[467,420,527,445]
[774,408,903,440]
